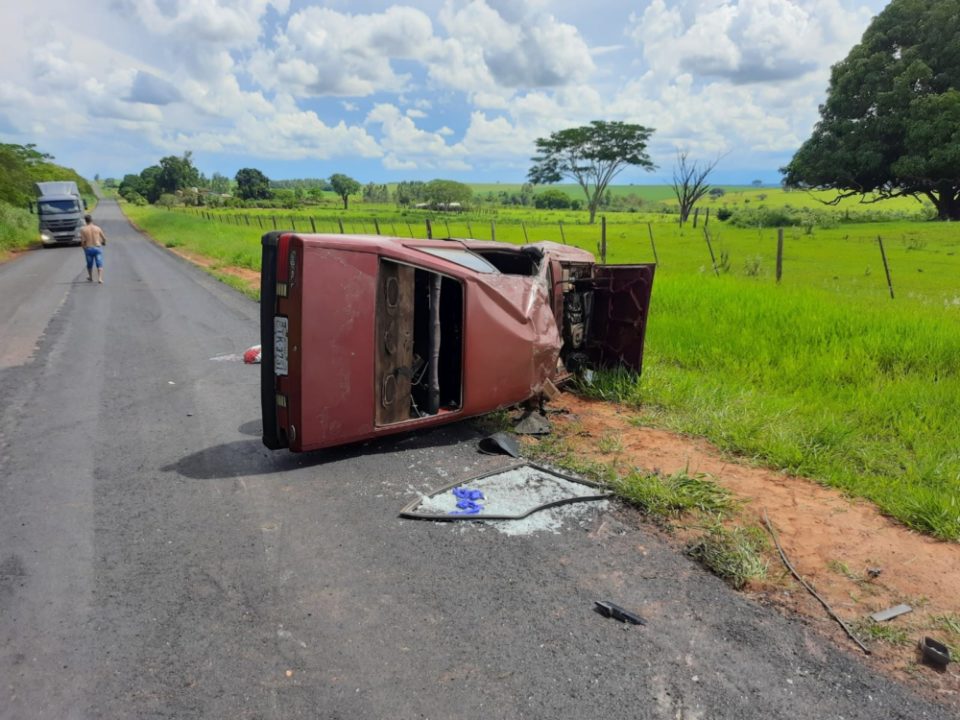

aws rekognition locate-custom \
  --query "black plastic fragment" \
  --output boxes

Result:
[919,637,951,669]
[514,410,551,435]
[594,600,646,625]
[478,432,521,458]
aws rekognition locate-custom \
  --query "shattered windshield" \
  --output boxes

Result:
[38,200,81,214]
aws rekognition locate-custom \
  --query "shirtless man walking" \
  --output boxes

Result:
[79,214,107,284]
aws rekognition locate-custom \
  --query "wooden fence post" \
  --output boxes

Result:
[491,220,496,242]
[374,218,381,235]
[693,207,700,228]
[444,219,451,237]
[406,222,414,238]
[600,216,607,264]
[558,221,566,244]
[466,220,474,237]
[425,218,433,239]
[705,207,710,226]
[271,216,277,230]
[776,228,784,283]
[338,218,345,234]
[309,217,316,233]
[878,236,895,299]
[647,222,659,265]
[703,227,719,277]
[290,217,296,231]
[522,221,529,243]
[257,215,263,229]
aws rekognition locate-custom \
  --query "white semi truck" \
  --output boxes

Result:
[34,181,86,247]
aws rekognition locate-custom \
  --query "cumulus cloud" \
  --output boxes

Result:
[120,0,289,47]
[366,103,470,170]
[431,1,595,90]
[248,5,434,96]
[127,70,181,105]
[629,0,868,84]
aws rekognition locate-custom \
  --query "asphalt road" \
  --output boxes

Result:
[0,200,952,720]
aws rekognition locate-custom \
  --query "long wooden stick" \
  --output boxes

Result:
[762,510,871,655]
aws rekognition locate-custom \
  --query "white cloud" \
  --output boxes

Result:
[366,103,470,170]
[429,1,595,91]
[248,5,434,96]
[629,0,871,84]
[121,0,289,47]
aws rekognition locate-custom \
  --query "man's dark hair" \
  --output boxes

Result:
[84,214,92,223]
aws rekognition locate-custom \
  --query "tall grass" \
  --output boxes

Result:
[0,202,37,253]
[124,205,262,271]
[585,276,960,540]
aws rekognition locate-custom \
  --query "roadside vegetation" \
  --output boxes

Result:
[0,143,94,254]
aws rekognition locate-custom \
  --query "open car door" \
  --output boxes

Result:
[587,264,656,373]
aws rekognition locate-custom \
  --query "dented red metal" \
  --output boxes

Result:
[260,233,654,452]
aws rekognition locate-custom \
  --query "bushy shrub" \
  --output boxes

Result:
[716,207,733,221]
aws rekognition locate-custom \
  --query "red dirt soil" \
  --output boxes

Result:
[548,393,960,706]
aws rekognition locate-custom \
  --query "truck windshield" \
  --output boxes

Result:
[38,200,80,214]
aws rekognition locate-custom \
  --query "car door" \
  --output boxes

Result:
[588,264,656,373]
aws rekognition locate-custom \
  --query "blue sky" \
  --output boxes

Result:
[0,0,888,185]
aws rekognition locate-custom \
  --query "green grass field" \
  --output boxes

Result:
[122,197,960,540]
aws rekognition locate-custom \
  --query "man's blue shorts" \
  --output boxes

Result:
[84,247,103,270]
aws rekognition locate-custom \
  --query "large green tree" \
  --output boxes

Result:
[783,0,960,220]
[157,152,200,196]
[329,173,361,209]
[424,179,472,207]
[235,168,271,200]
[528,120,655,223]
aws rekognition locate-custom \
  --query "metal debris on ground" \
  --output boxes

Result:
[594,600,646,626]
[478,432,521,458]
[399,463,609,521]
[870,604,912,622]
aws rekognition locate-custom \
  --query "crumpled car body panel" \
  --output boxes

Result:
[260,233,654,452]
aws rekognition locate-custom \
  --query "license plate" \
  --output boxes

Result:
[274,316,289,376]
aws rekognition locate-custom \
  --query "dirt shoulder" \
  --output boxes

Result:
[544,393,959,707]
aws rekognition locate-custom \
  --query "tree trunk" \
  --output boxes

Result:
[343,195,349,210]
[934,190,960,220]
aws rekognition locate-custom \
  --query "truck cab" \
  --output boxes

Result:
[34,181,86,247]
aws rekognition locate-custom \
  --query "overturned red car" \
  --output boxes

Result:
[260,232,654,452]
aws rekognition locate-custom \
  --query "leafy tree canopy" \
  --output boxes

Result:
[782,0,960,219]
[0,143,92,207]
[528,120,655,223]
[424,179,472,206]
[209,172,231,195]
[329,173,361,209]
[157,152,200,196]
[235,167,272,200]
[534,188,573,209]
